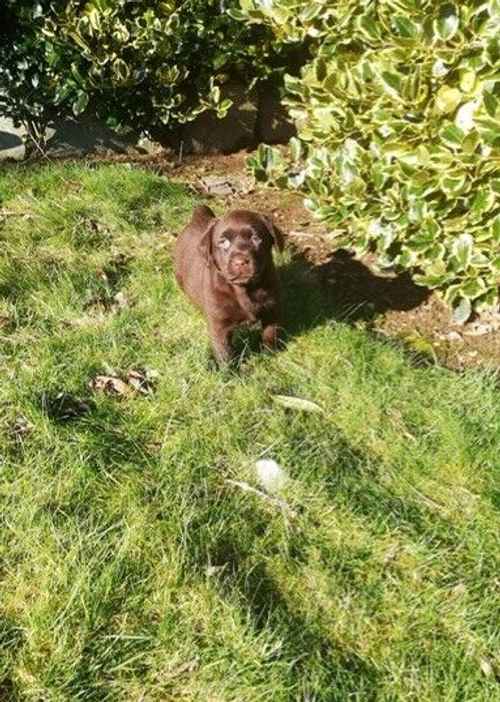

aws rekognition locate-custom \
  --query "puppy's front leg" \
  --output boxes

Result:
[262,311,283,352]
[260,305,282,352]
[209,320,235,366]
[262,323,279,351]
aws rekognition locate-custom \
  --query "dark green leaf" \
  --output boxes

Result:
[72,91,89,116]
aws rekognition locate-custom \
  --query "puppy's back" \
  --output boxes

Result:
[174,205,215,301]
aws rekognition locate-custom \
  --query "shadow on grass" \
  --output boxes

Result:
[282,249,429,331]
[201,528,380,698]
[0,616,25,656]
[239,562,381,700]
[278,250,436,368]
[180,431,467,697]
[0,617,24,701]
[0,676,18,702]
[296,428,459,546]
[202,440,478,697]
[37,389,158,476]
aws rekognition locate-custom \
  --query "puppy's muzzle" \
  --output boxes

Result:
[228,253,256,283]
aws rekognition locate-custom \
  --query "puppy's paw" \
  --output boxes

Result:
[206,348,239,374]
[261,324,285,353]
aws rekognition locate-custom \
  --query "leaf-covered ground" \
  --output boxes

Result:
[1,163,499,701]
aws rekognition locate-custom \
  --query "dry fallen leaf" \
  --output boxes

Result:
[90,375,133,397]
[273,394,324,414]
[10,416,33,441]
[126,368,158,395]
[90,368,158,398]
[480,658,493,678]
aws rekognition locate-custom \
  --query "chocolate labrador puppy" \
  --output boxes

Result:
[174,205,284,364]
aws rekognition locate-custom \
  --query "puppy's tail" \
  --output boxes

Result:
[191,205,216,228]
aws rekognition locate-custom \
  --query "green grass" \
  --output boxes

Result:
[0,162,499,701]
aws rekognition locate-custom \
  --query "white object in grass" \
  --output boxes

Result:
[255,459,288,495]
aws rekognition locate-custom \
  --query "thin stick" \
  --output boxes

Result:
[225,479,297,518]
[0,210,34,220]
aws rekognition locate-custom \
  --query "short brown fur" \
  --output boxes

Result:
[174,205,284,364]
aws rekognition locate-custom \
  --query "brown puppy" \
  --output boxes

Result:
[174,205,284,364]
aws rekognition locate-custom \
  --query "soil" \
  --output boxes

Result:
[59,148,500,371]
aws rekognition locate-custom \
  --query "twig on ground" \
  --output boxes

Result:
[225,479,297,518]
[0,209,34,220]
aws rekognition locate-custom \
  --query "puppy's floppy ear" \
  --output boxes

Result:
[260,214,285,252]
[198,219,217,265]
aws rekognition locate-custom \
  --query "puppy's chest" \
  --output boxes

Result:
[228,287,272,323]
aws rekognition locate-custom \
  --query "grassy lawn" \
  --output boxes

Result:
[0,162,499,701]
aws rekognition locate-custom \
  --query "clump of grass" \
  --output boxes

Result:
[1,162,499,701]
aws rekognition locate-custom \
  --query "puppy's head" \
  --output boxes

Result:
[199,209,284,285]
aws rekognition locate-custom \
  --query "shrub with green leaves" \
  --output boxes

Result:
[239,1,500,320]
[0,0,278,145]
